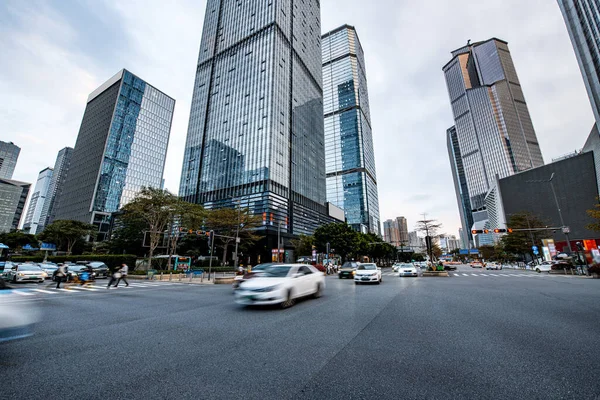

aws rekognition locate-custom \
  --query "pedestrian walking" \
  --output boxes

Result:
[115,263,129,287]
[53,264,67,289]
[107,269,121,289]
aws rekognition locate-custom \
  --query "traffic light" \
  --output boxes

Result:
[471,229,484,234]
[493,229,507,233]
[483,229,489,234]
[507,228,513,233]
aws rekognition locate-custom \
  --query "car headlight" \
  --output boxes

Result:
[352,271,356,275]
[42,272,48,277]
[18,273,25,276]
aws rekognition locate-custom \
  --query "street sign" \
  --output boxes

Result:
[532,245,539,255]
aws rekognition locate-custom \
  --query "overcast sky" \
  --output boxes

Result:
[1,0,594,237]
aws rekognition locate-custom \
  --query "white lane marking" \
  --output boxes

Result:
[462,273,469,276]
[13,290,34,296]
[470,274,478,276]
[75,286,100,291]
[56,288,74,293]
[31,289,57,294]
[480,273,488,276]
[509,274,522,277]
[452,274,459,277]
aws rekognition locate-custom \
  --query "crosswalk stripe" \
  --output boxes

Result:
[462,273,469,276]
[31,289,57,294]
[470,274,478,276]
[56,288,74,293]
[480,273,488,276]
[13,290,34,296]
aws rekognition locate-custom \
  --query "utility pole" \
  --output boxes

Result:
[233,200,242,269]
[277,221,282,263]
[208,230,214,281]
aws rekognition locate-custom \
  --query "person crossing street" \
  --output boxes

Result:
[114,263,129,287]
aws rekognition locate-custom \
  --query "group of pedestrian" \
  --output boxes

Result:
[50,263,129,289]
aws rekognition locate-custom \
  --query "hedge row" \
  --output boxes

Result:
[9,255,137,270]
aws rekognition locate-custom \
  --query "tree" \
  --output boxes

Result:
[166,200,206,269]
[0,231,38,250]
[121,187,177,269]
[290,234,314,258]
[38,220,96,254]
[587,198,600,232]
[205,207,262,266]
[500,212,550,261]
[415,216,443,262]
[478,245,496,260]
[313,223,359,262]
[108,211,147,256]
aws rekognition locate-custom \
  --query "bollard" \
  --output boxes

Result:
[564,268,567,275]
[169,273,172,281]
[178,273,182,281]
[160,272,163,281]
[570,268,574,276]
[189,273,193,283]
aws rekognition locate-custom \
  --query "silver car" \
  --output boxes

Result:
[4,264,47,283]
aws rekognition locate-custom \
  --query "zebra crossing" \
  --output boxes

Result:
[377,271,569,279]
[7,281,188,297]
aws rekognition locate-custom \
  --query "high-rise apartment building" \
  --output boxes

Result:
[39,147,73,231]
[322,25,380,235]
[558,1,600,128]
[23,167,53,234]
[396,216,408,244]
[0,178,30,233]
[180,0,337,257]
[53,69,175,240]
[383,219,399,245]
[0,141,20,179]
[443,38,544,242]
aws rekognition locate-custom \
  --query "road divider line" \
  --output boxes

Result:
[31,289,56,294]
[13,290,34,296]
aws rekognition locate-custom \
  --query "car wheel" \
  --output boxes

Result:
[281,290,295,309]
[536,268,540,273]
[12,276,17,283]
[313,283,322,298]
[354,281,359,285]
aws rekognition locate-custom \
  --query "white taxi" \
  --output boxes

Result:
[354,263,382,284]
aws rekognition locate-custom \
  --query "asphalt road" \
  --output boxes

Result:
[2,265,599,399]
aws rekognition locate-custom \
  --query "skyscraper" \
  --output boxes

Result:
[53,69,175,240]
[23,167,53,234]
[39,147,73,231]
[180,0,336,253]
[0,178,30,233]
[396,216,408,244]
[383,219,399,245]
[447,125,473,248]
[322,25,380,234]
[0,141,20,179]
[443,38,544,241]
[558,1,600,128]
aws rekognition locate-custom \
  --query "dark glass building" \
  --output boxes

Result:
[38,147,73,232]
[0,178,30,233]
[322,25,380,235]
[23,167,53,235]
[447,126,473,248]
[0,141,20,180]
[53,69,175,240]
[180,0,337,260]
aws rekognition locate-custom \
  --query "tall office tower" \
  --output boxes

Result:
[447,125,473,249]
[0,141,20,179]
[443,38,544,242]
[22,167,53,234]
[39,147,73,231]
[180,0,336,254]
[53,69,175,240]
[383,219,399,245]
[0,178,30,233]
[396,216,408,244]
[322,25,380,235]
[558,1,600,128]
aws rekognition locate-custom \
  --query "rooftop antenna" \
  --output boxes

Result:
[467,39,471,46]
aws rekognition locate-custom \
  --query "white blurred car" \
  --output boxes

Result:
[235,264,325,308]
[485,262,502,270]
[398,263,419,277]
[0,285,40,342]
[4,264,47,283]
[535,262,553,273]
[354,263,382,284]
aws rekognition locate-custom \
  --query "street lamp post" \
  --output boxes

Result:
[277,221,282,263]
[233,200,241,269]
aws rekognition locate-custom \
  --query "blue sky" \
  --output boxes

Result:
[1,0,594,237]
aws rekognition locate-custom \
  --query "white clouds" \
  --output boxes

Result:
[1,0,593,238]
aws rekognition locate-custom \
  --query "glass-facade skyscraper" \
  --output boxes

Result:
[558,1,600,128]
[0,178,30,234]
[447,125,473,248]
[0,141,20,180]
[322,25,380,235]
[443,38,544,242]
[23,167,53,235]
[53,69,175,239]
[180,0,336,253]
[38,147,73,232]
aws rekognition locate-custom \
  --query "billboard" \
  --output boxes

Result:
[327,202,345,222]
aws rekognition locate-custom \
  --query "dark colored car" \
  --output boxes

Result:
[338,261,359,279]
[76,261,109,278]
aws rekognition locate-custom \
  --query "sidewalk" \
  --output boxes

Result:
[127,272,237,285]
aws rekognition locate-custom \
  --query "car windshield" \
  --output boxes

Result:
[19,265,42,271]
[402,264,413,268]
[261,266,292,277]
[358,264,377,270]
[341,262,356,269]
[69,266,85,271]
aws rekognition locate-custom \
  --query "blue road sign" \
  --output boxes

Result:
[532,245,539,255]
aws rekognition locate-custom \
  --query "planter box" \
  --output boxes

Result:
[422,271,449,277]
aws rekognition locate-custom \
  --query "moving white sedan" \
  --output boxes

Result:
[398,263,419,277]
[354,263,382,284]
[535,262,553,273]
[235,264,325,308]
[4,264,47,283]
[0,283,40,342]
